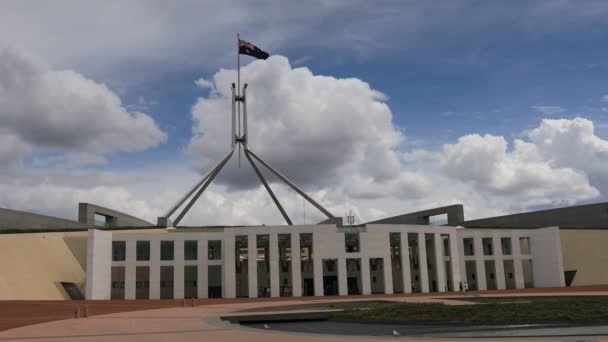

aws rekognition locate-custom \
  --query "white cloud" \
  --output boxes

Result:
[194,78,214,90]
[1,46,607,226]
[601,95,608,102]
[0,48,167,157]
[532,105,565,115]
[527,118,608,188]
[188,56,419,196]
[441,131,599,207]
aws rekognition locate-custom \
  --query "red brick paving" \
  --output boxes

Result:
[1,285,607,332]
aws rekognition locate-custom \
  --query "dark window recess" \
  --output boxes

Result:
[60,282,84,300]
[564,270,577,287]
[344,233,360,253]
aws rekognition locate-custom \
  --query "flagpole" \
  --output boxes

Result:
[237,33,240,96]
[237,33,241,167]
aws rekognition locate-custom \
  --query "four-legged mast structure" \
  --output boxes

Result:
[157,83,336,227]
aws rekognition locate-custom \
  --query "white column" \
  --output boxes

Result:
[434,234,446,292]
[86,229,112,300]
[512,234,525,289]
[383,256,394,294]
[247,234,258,298]
[338,258,348,296]
[174,239,184,299]
[400,233,412,293]
[291,233,302,297]
[269,233,280,297]
[361,257,371,295]
[124,239,136,300]
[474,236,487,290]
[198,240,208,298]
[493,236,506,290]
[149,239,160,299]
[418,233,430,293]
[313,257,323,296]
[223,236,236,298]
[449,232,462,292]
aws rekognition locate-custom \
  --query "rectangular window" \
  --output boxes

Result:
[160,240,174,261]
[111,266,125,299]
[160,266,174,299]
[519,237,531,255]
[278,234,292,297]
[256,235,270,297]
[344,233,360,253]
[428,213,448,226]
[463,238,475,256]
[112,241,126,261]
[482,237,493,256]
[208,240,222,260]
[501,237,512,255]
[300,233,314,296]
[136,241,150,261]
[184,240,198,260]
[184,265,198,299]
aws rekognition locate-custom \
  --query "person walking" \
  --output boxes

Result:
[463,282,469,295]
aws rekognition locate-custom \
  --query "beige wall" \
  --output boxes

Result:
[0,228,166,300]
[560,229,608,286]
[0,231,87,300]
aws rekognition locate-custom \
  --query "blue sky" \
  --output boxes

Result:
[110,1,608,163]
[1,1,608,224]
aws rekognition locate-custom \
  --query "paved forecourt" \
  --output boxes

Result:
[2,287,608,342]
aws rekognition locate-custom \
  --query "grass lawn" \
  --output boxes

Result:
[331,296,608,324]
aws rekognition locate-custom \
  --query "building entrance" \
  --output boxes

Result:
[323,276,338,296]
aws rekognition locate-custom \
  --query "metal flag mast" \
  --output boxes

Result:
[157,36,336,227]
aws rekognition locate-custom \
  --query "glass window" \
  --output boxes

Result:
[501,237,512,255]
[482,238,493,256]
[345,233,360,253]
[208,240,222,260]
[441,234,451,257]
[463,238,475,256]
[278,234,291,272]
[300,233,313,275]
[184,240,197,260]
[160,240,174,261]
[519,237,531,255]
[136,241,150,261]
[112,241,126,261]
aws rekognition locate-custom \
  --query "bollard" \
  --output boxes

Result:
[83,305,89,318]
[182,298,186,307]
[192,298,196,307]
[74,306,80,319]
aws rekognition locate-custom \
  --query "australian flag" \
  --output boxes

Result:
[239,39,269,60]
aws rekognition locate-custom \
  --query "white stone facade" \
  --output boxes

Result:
[86,224,565,300]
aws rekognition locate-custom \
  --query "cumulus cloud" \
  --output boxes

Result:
[1,46,607,226]
[0,47,169,224]
[532,105,565,115]
[188,56,421,198]
[194,78,214,90]
[527,118,608,188]
[0,47,167,156]
[440,122,601,208]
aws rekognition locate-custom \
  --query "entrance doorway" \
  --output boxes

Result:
[323,259,338,296]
